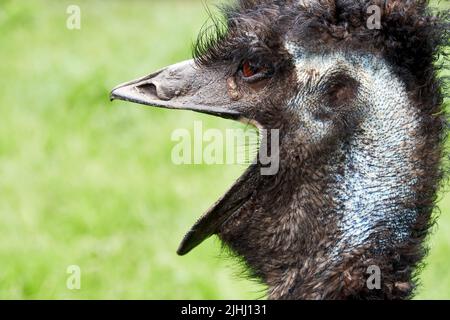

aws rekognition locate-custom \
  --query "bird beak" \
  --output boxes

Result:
[110,59,242,120]
[111,59,259,256]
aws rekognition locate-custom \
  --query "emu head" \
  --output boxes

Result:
[111,0,448,299]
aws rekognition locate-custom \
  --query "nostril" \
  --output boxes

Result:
[137,82,174,101]
[137,82,159,98]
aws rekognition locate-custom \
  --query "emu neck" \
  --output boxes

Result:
[331,60,420,256]
[218,57,428,299]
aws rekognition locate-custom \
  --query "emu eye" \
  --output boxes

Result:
[239,60,272,82]
[242,61,257,77]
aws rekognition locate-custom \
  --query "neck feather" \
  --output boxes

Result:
[219,56,439,300]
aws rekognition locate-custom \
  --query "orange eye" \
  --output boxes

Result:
[242,61,256,78]
[240,60,273,83]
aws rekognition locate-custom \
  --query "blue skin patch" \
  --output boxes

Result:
[285,42,419,256]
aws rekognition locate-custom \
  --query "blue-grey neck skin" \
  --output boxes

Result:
[286,44,420,256]
[332,56,419,256]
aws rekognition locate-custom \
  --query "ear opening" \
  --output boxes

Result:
[313,71,360,122]
[325,73,359,110]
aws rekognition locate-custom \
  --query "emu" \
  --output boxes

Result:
[111,0,449,299]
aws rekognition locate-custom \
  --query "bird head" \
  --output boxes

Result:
[111,0,448,262]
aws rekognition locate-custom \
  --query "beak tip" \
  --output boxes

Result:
[109,85,129,103]
[109,90,118,102]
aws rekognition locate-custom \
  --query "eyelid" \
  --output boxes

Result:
[239,70,270,83]
[238,60,273,82]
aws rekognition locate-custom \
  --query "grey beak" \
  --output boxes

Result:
[111,59,259,256]
[110,59,241,120]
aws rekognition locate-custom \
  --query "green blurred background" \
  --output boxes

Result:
[0,0,448,299]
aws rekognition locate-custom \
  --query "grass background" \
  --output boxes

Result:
[0,0,448,299]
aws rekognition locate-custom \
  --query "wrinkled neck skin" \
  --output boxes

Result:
[330,58,419,256]
[218,54,428,300]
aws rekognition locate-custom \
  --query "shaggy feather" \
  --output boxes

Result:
[191,0,449,299]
